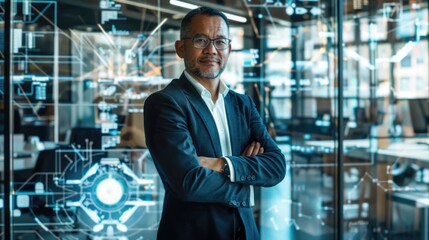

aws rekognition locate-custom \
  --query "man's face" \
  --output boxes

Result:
[175,15,231,81]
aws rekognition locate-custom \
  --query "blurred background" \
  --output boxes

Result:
[1,0,428,239]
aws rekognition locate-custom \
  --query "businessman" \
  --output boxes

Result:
[144,6,286,240]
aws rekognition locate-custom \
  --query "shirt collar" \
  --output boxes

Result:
[184,70,229,98]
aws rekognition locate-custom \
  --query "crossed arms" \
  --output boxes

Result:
[144,90,286,207]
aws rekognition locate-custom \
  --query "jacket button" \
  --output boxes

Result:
[241,201,247,207]
[251,175,256,181]
[240,176,246,181]
[229,200,235,206]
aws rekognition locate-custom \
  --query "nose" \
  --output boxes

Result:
[203,40,217,53]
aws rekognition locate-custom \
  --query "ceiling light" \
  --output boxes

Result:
[170,0,197,9]
[169,0,247,23]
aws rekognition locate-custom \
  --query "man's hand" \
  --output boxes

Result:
[241,141,264,156]
[198,157,225,172]
[198,141,264,172]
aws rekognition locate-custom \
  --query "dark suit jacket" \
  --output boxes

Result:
[144,73,286,240]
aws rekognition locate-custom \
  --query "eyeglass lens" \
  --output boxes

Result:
[192,37,230,49]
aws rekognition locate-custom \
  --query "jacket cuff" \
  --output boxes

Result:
[223,157,235,182]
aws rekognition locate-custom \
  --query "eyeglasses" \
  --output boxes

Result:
[182,36,231,50]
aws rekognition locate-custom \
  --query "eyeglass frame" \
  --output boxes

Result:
[181,36,231,50]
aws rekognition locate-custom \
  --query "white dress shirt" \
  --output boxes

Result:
[184,71,254,206]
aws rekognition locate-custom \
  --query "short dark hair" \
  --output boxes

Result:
[180,7,230,39]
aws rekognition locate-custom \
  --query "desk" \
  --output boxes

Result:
[377,140,429,168]
[305,138,429,166]
[0,141,56,172]
[304,137,429,238]
[1,134,39,172]
[390,192,429,240]
[305,139,370,149]
[0,152,37,172]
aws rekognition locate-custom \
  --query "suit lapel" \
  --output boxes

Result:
[177,74,222,156]
[224,93,240,156]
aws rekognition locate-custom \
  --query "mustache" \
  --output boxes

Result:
[199,56,221,62]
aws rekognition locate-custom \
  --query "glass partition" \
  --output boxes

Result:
[1,1,167,238]
[1,0,428,239]
[340,2,429,239]
[257,1,340,238]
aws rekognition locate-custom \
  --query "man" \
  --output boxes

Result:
[144,6,286,240]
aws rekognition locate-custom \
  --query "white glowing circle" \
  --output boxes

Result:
[286,7,294,16]
[96,178,123,205]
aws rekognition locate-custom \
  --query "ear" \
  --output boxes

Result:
[175,40,184,58]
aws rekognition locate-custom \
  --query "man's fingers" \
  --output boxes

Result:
[242,141,264,156]
[243,141,255,156]
[251,142,260,155]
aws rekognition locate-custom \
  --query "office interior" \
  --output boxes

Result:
[0,0,428,239]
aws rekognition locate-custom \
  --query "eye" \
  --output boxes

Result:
[214,39,229,48]
[194,37,208,45]
[215,39,227,45]
[215,38,228,46]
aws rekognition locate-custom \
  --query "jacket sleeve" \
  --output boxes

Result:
[226,95,286,187]
[144,91,251,208]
